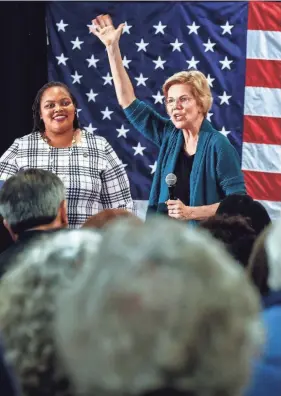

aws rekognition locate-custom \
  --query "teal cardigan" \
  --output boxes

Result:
[124,99,246,217]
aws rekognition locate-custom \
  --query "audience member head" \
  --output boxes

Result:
[216,194,271,235]
[55,217,262,396]
[265,218,281,292]
[200,214,257,268]
[248,226,271,297]
[162,70,213,118]
[0,228,101,396]
[82,208,143,229]
[0,169,68,240]
[32,81,80,133]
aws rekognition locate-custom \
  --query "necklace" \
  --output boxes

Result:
[41,130,81,183]
[41,130,77,148]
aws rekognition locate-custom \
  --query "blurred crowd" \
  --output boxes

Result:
[0,168,279,396]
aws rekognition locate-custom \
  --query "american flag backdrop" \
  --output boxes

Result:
[46,1,281,220]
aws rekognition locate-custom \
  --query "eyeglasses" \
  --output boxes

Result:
[164,95,193,107]
[164,96,193,107]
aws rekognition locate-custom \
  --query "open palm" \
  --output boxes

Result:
[91,15,123,47]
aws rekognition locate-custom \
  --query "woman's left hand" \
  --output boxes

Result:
[166,199,192,220]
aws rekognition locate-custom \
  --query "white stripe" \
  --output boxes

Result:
[242,142,281,173]
[247,30,281,60]
[256,200,281,221]
[134,200,148,220]
[244,87,281,117]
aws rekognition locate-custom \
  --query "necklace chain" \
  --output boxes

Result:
[41,130,77,148]
[41,130,80,182]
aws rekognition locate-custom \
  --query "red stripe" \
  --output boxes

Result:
[244,170,281,201]
[243,116,281,145]
[245,59,281,89]
[248,2,281,31]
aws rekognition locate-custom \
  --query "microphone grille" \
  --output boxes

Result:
[165,173,177,187]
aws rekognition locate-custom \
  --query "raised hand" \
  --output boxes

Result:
[91,14,124,47]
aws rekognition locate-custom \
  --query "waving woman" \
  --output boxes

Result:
[91,14,245,222]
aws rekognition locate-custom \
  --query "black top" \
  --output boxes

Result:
[173,148,195,205]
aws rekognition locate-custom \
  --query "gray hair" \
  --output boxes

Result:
[265,218,281,291]
[0,168,65,233]
[0,228,102,396]
[55,217,263,396]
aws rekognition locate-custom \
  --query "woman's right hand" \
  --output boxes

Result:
[91,14,124,48]
[91,14,136,109]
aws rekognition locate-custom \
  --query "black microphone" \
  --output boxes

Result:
[165,173,177,200]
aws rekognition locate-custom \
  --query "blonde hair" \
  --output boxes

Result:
[163,70,213,117]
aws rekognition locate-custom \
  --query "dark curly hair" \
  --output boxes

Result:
[248,227,270,297]
[32,81,80,133]
[200,214,257,268]
[216,194,271,236]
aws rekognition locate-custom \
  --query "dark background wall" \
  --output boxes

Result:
[0,1,47,154]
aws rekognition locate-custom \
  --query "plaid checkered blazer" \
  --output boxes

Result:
[0,130,133,228]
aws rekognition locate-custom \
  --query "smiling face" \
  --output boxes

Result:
[40,87,76,134]
[166,84,204,130]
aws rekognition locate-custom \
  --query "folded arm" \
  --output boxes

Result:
[167,137,246,221]
[167,200,219,221]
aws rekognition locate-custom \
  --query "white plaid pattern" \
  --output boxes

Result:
[0,131,133,228]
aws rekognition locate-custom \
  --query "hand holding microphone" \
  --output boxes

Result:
[165,173,192,220]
